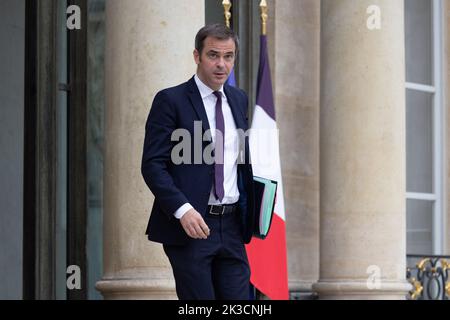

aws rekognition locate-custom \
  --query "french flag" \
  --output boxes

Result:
[245,34,289,300]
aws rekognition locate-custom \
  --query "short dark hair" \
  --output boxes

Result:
[195,24,239,55]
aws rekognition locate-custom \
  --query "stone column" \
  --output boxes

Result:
[313,0,412,299]
[268,0,320,298]
[96,0,204,299]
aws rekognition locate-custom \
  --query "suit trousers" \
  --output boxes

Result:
[163,209,250,300]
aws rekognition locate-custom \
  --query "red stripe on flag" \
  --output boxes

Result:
[245,214,289,300]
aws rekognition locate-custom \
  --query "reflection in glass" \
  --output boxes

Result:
[406,199,433,255]
[406,89,433,193]
[405,0,433,85]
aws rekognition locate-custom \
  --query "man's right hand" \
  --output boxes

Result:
[180,208,210,239]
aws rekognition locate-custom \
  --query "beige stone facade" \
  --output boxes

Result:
[266,0,321,296]
[96,0,204,299]
[96,0,450,300]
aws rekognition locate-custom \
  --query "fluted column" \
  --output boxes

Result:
[96,0,204,299]
[313,0,411,299]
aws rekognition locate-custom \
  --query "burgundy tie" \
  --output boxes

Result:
[213,91,225,202]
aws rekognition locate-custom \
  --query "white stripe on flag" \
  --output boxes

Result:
[249,105,286,221]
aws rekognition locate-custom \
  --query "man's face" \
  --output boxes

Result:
[194,36,236,91]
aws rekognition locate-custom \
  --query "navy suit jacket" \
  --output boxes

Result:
[141,76,255,246]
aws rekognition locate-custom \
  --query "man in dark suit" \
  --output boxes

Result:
[141,24,255,300]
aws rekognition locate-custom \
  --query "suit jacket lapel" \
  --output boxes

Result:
[186,76,211,134]
[187,77,247,133]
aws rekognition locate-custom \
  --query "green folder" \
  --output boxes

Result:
[253,176,278,239]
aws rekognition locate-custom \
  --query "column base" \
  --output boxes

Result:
[290,280,319,300]
[96,278,177,300]
[312,280,412,300]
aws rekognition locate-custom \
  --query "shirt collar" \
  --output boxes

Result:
[194,74,225,100]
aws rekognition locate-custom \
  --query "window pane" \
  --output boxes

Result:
[405,0,433,85]
[406,90,433,193]
[56,0,68,300]
[407,199,433,255]
[0,0,25,300]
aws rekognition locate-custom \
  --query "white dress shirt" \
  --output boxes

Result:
[173,75,240,219]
